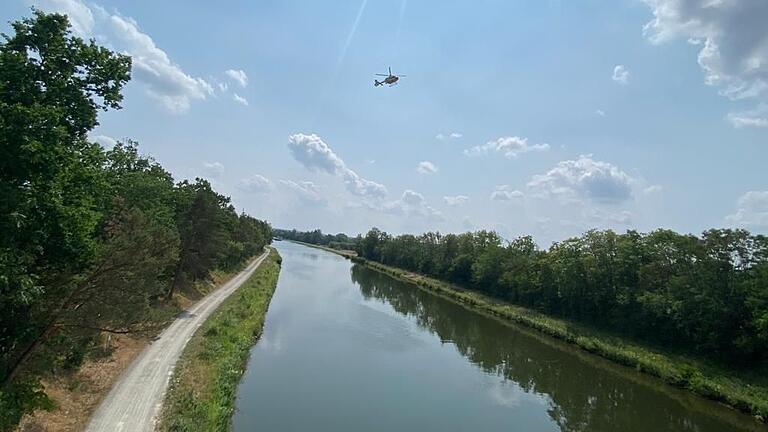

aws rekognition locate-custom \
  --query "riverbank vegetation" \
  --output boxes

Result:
[158,251,281,431]
[0,11,271,430]
[283,227,768,420]
[274,228,357,251]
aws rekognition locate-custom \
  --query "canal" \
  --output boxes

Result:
[232,241,764,431]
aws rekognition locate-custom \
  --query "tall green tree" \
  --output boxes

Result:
[0,10,130,426]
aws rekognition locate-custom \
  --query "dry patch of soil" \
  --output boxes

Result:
[16,335,147,432]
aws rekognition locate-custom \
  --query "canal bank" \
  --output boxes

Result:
[233,241,765,431]
[347,254,768,424]
[157,250,281,431]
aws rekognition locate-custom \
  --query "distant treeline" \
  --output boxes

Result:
[284,227,768,365]
[274,228,357,251]
[0,11,270,428]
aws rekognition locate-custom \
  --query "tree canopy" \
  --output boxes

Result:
[0,11,271,429]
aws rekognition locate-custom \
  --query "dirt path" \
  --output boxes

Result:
[85,250,270,432]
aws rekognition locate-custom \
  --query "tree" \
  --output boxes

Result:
[169,179,234,297]
[1,10,130,420]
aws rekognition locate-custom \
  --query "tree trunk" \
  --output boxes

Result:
[4,324,56,386]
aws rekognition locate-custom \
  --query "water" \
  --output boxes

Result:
[232,241,765,431]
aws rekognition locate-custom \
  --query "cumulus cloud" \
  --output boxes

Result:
[202,161,224,179]
[642,0,768,122]
[279,179,326,205]
[225,69,248,87]
[107,14,214,113]
[726,191,768,228]
[527,155,634,204]
[612,65,630,84]
[490,185,524,201]
[382,190,443,220]
[288,133,345,174]
[237,174,272,193]
[287,133,387,198]
[401,189,424,205]
[727,104,768,128]
[416,161,438,174]
[465,136,549,158]
[91,134,117,149]
[436,132,463,140]
[31,0,214,113]
[33,0,94,36]
[342,170,388,198]
[444,195,470,206]
[233,93,249,106]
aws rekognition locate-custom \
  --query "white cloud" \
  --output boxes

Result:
[237,174,272,193]
[341,170,388,198]
[279,179,326,205]
[444,195,470,206]
[402,189,424,205]
[490,185,524,201]
[91,134,117,149]
[381,190,443,221]
[527,155,634,204]
[33,0,94,36]
[436,132,463,140]
[233,93,249,106]
[416,161,438,174]
[288,133,345,174]
[202,161,224,179]
[727,104,768,128]
[726,191,768,228]
[225,69,248,87]
[642,0,768,110]
[107,14,214,113]
[596,109,606,117]
[217,82,229,92]
[465,136,549,158]
[612,65,630,84]
[287,133,387,198]
[31,0,214,113]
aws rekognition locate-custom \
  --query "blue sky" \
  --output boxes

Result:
[3,0,767,244]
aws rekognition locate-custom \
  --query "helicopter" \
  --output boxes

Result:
[374,67,406,87]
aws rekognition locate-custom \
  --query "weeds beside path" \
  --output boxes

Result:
[157,250,281,431]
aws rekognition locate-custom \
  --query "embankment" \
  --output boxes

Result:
[333,252,767,422]
[157,250,282,431]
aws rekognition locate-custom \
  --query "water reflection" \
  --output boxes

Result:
[350,264,765,432]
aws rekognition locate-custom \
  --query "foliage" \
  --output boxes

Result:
[350,228,768,364]
[273,228,356,251]
[0,11,271,429]
[158,251,281,431]
[350,261,768,426]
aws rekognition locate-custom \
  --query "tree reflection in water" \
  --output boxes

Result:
[350,264,764,432]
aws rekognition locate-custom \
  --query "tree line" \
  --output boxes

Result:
[350,266,747,432]
[284,226,768,365]
[0,11,271,428]
[274,228,356,251]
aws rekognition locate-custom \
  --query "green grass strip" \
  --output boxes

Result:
[158,250,281,431]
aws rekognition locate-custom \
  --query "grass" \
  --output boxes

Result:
[157,250,281,432]
[345,255,768,423]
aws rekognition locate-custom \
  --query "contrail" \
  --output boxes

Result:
[317,0,370,115]
[394,0,408,59]
[336,0,369,69]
